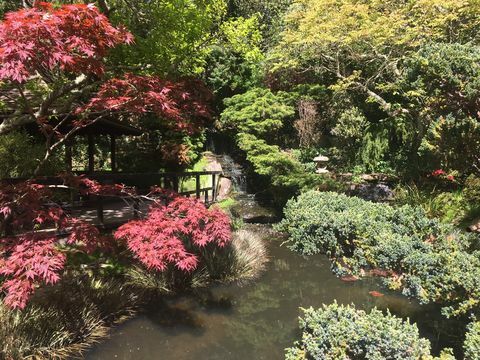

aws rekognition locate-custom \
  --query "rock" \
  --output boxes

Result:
[231,195,278,224]
[468,220,480,233]
[348,183,395,202]
[360,174,376,182]
[217,177,233,201]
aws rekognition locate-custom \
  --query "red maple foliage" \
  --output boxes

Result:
[0,2,132,83]
[0,234,65,309]
[80,75,213,134]
[0,178,232,309]
[0,3,220,309]
[0,178,113,309]
[114,196,232,272]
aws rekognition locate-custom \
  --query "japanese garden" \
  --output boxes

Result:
[1,1,480,359]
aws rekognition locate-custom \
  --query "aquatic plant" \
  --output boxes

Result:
[276,191,480,317]
[285,303,454,360]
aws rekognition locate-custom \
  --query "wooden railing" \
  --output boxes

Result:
[83,171,222,202]
[2,171,224,229]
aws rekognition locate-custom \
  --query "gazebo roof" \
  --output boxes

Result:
[74,118,143,136]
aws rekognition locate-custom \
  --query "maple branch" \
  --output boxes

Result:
[37,75,93,118]
[22,0,33,8]
[97,0,113,16]
[0,115,34,135]
[33,114,105,176]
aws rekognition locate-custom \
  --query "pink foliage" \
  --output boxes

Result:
[431,169,446,177]
[0,180,232,309]
[0,234,65,309]
[0,179,110,309]
[0,2,132,83]
[114,197,232,272]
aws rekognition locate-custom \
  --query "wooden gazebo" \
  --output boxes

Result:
[65,118,143,174]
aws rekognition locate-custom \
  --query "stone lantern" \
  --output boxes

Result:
[313,155,330,174]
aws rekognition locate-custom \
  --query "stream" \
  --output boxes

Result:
[86,222,463,359]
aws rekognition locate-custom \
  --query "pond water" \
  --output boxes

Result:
[86,224,464,360]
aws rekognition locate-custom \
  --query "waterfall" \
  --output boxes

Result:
[217,155,247,193]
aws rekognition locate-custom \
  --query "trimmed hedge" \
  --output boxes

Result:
[276,191,480,317]
[285,303,454,360]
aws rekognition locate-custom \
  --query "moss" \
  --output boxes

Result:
[179,155,212,192]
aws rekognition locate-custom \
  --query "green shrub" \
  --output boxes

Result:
[0,131,63,178]
[276,191,480,317]
[464,321,480,360]
[286,303,453,360]
[465,176,480,203]
[394,184,467,224]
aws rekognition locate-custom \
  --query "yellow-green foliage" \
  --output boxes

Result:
[219,15,264,64]
[464,321,480,360]
[109,0,227,75]
[273,0,480,72]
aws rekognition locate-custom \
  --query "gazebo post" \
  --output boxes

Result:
[110,135,117,173]
[65,141,73,173]
[88,133,95,174]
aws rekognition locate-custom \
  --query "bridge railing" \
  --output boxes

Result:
[1,171,224,229]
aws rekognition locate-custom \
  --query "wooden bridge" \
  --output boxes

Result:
[3,171,223,229]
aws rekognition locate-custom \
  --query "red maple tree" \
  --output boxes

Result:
[114,195,231,272]
[0,179,103,309]
[0,2,133,83]
[0,3,220,309]
[0,2,212,174]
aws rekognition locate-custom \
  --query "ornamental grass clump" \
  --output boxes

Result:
[276,191,480,317]
[285,303,454,360]
[0,274,140,360]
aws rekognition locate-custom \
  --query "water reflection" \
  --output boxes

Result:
[86,225,463,360]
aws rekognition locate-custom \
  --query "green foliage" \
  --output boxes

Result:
[286,303,449,360]
[395,184,467,224]
[401,43,480,173]
[228,0,292,45]
[465,175,480,205]
[0,131,63,178]
[206,15,264,96]
[264,0,480,177]
[237,133,320,189]
[331,107,368,143]
[221,88,294,136]
[464,320,480,360]
[220,87,329,205]
[0,1,22,18]
[276,191,480,317]
[109,0,226,76]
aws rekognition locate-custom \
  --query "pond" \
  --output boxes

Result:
[86,224,464,360]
